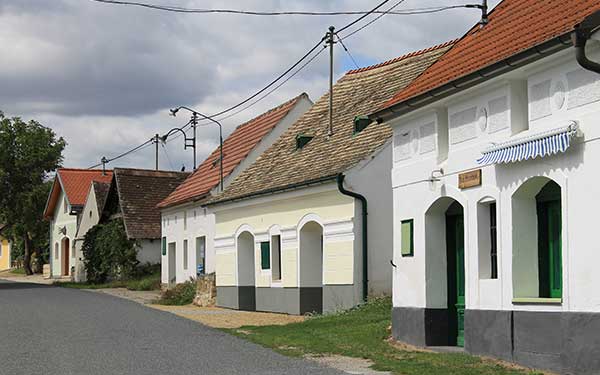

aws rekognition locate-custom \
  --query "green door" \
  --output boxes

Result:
[446,203,465,347]
[537,199,562,298]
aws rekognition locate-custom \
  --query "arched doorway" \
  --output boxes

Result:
[424,197,466,347]
[236,231,256,311]
[512,177,562,299]
[61,237,70,276]
[299,221,323,314]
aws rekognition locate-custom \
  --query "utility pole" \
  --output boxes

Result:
[154,134,159,170]
[327,26,336,137]
[191,112,198,169]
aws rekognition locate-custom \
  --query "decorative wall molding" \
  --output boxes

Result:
[215,236,235,254]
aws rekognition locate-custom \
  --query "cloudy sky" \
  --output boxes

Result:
[0,0,501,171]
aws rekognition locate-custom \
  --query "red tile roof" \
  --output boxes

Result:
[381,0,600,111]
[44,168,113,219]
[158,93,309,208]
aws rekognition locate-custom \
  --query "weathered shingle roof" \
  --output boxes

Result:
[380,0,600,112]
[158,93,309,208]
[92,181,111,214]
[44,168,113,219]
[113,168,189,239]
[207,42,453,204]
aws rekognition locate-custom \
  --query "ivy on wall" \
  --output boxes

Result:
[82,219,139,283]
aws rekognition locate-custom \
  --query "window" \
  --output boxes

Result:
[536,182,562,298]
[63,199,68,214]
[489,203,498,279]
[183,240,188,270]
[89,210,92,218]
[161,237,167,256]
[401,219,414,256]
[260,241,270,270]
[196,236,206,275]
[295,134,313,150]
[353,115,372,134]
[272,235,282,281]
[183,211,187,231]
[54,243,59,259]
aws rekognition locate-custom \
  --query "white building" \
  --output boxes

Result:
[370,1,600,373]
[43,169,113,278]
[158,94,312,286]
[206,43,452,315]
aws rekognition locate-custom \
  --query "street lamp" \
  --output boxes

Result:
[160,126,197,170]
[169,106,224,191]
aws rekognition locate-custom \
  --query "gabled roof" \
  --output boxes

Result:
[112,168,189,239]
[92,181,111,214]
[207,42,453,205]
[158,93,310,208]
[44,168,113,219]
[376,0,600,118]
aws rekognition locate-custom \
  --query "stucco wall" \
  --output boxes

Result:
[0,238,10,270]
[72,186,102,281]
[390,49,600,314]
[160,204,216,284]
[49,190,77,277]
[213,186,356,290]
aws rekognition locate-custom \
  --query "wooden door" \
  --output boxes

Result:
[446,210,465,347]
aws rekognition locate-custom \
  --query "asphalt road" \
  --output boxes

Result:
[0,279,343,375]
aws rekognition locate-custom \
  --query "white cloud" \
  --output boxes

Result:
[0,0,501,170]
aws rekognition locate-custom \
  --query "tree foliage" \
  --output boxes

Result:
[0,111,66,274]
[81,219,139,283]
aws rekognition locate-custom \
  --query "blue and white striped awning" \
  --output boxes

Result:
[477,122,579,165]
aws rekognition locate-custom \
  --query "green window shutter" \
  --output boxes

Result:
[260,242,270,270]
[162,237,167,256]
[401,219,414,257]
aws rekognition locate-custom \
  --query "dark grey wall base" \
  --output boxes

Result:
[300,287,322,315]
[393,307,600,375]
[238,286,256,311]
[323,284,361,313]
[256,288,300,315]
[391,307,449,347]
[216,286,239,309]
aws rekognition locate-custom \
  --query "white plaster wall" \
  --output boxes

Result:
[160,203,216,284]
[73,186,102,282]
[49,190,78,277]
[137,239,161,265]
[346,141,393,295]
[390,49,600,313]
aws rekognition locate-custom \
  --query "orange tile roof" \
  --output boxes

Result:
[381,0,600,112]
[158,93,308,208]
[44,168,113,219]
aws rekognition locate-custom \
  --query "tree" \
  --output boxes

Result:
[0,111,66,275]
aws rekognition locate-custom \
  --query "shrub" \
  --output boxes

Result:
[82,219,139,284]
[155,280,196,305]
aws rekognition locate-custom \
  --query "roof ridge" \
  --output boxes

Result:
[113,167,189,175]
[231,92,308,132]
[345,39,457,75]
[59,168,113,173]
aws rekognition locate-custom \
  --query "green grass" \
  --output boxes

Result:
[9,268,26,275]
[55,271,161,291]
[227,298,542,375]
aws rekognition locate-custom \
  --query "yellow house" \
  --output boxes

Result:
[0,226,11,270]
[206,42,453,315]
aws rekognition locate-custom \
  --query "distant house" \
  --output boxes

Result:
[205,43,452,314]
[43,169,113,278]
[72,181,111,281]
[157,94,312,286]
[370,0,600,373]
[101,168,189,267]
[0,225,11,271]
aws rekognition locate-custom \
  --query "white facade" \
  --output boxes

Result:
[73,184,103,281]
[49,190,78,278]
[160,95,313,286]
[391,48,600,313]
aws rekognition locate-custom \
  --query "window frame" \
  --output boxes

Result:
[260,241,271,270]
[400,219,414,257]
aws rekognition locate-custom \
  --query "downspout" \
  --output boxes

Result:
[573,10,600,74]
[336,174,368,302]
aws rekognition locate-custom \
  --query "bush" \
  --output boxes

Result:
[126,271,161,291]
[155,280,196,305]
[81,219,139,284]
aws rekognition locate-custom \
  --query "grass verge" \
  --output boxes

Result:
[9,268,26,275]
[227,298,542,375]
[55,271,161,291]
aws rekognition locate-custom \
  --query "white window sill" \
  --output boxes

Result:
[512,297,562,305]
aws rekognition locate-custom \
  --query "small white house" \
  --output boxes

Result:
[157,94,312,286]
[44,168,113,278]
[370,1,600,373]
[205,42,452,315]
[72,181,111,281]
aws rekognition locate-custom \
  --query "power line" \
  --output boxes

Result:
[336,38,360,69]
[339,0,408,41]
[90,0,473,17]
[336,0,391,34]
[88,137,154,169]
[160,142,175,170]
